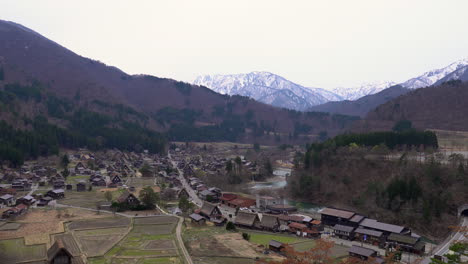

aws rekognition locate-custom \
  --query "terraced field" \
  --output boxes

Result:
[87,216,182,264]
[0,238,46,264]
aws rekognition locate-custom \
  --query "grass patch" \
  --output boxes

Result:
[88,257,108,264]
[138,257,181,264]
[66,174,89,184]
[105,245,122,257]
[244,231,305,246]
[291,241,316,252]
[119,249,177,257]
[193,257,256,264]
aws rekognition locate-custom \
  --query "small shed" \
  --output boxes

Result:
[348,245,377,260]
[189,213,206,225]
[269,240,285,252]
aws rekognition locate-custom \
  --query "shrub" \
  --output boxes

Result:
[226,221,236,231]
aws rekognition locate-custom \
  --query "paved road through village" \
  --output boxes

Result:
[168,152,202,207]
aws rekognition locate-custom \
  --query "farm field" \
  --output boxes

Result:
[0,238,46,264]
[243,231,307,246]
[87,216,182,264]
[0,208,109,244]
[68,217,131,230]
[60,189,108,208]
[183,223,277,263]
[432,129,468,150]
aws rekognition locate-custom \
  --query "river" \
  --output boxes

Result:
[250,167,323,214]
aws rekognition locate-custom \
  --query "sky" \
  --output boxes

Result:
[2,0,468,88]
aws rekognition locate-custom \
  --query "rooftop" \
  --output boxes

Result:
[320,207,355,219]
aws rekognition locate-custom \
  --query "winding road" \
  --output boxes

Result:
[420,216,467,264]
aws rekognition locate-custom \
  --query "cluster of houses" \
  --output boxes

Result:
[0,188,65,219]
[188,193,321,238]
[322,207,426,255]
[0,149,168,219]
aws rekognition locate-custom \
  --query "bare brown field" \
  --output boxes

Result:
[133,216,177,225]
[68,217,131,230]
[60,190,107,208]
[432,129,468,150]
[75,227,128,236]
[0,208,108,245]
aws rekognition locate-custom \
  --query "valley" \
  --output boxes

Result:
[1,5,468,264]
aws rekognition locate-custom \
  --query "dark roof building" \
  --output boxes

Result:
[348,245,377,260]
[320,207,355,226]
[260,214,280,231]
[47,235,84,264]
[360,218,408,235]
[199,202,221,219]
[235,211,260,228]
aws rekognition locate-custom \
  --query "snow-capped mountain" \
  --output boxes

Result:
[400,58,468,89]
[330,81,397,100]
[435,65,468,85]
[193,72,343,111]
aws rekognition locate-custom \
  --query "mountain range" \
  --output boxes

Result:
[193,72,342,111]
[0,19,356,153]
[194,58,468,113]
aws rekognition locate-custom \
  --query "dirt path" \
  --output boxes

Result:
[155,203,193,264]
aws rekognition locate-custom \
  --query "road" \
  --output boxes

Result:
[26,183,38,196]
[168,152,202,207]
[155,203,194,264]
[420,216,467,264]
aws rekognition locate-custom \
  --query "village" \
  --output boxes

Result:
[0,143,433,264]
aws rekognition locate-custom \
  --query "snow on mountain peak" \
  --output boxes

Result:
[400,58,468,89]
[193,72,343,111]
[193,58,468,111]
[330,81,397,100]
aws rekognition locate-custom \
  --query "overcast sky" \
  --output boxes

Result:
[2,0,468,88]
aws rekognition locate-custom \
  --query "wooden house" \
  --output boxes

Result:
[260,214,280,231]
[288,222,308,234]
[354,228,384,246]
[116,191,140,207]
[348,245,378,261]
[2,203,28,219]
[189,213,206,225]
[332,224,355,240]
[17,195,36,206]
[234,211,260,228]
[320,207,356,227]
[111,175,123,184]
[0,194,16,206]
[47,235,84,264]
[359,218,409,238]
[387,233,425,255]
[76,181,86,192]
[199,202,222,219]
[91,177,106,186]
[46,189,65,199]
[269,240,285,252]
[37,196,54,206]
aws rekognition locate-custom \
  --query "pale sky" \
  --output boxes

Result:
[2,0,468,88]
